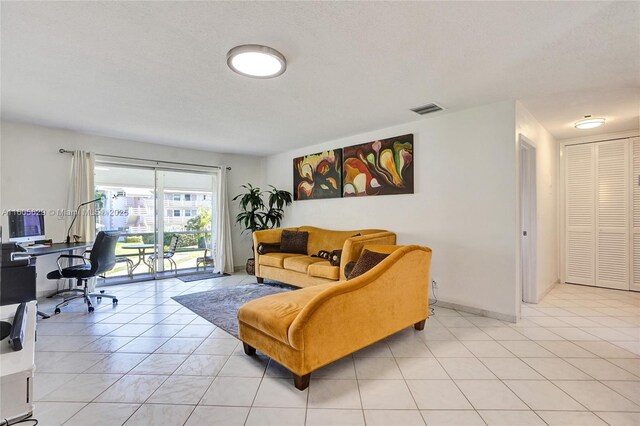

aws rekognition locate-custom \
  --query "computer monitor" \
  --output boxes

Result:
[8,211,45,244]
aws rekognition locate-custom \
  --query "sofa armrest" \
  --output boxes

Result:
[287,245,431,351]
[339,231,397,279]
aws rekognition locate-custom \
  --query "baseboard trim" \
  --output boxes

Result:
[233,265,245,272]
[430,299,517,323]
[538,279,559,301]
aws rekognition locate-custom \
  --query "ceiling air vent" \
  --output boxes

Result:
[410,103,444,115]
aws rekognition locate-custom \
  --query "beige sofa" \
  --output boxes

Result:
[252,226,396,287]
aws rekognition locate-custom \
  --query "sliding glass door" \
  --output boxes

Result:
[95,162,217,283]
[155,170,216,276]
[95,164,157,281]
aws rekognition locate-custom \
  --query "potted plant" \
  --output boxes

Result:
[233,184,293,274]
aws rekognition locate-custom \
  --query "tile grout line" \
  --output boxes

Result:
[444,307,591,421]
[417,327,488,425]
[35,279,640,426]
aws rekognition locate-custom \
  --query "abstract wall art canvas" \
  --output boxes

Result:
[293,149,343,200]
[342,134,414,197]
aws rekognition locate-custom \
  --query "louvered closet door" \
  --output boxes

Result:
[595,140,630,290]
[632,138,640,291]
[565,144,595,285]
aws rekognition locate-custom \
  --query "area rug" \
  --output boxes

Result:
[171,282,296,337]
[177,272,229,283]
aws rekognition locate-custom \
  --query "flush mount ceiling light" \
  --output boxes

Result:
[575,115,605,130]
[227,44,286,78]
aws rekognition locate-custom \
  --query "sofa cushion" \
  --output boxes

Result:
[301,227,358,258]
[280,230,309,254]
[308,261,340,280]
[283,256,325,273]
[259,253,304,268]
[238,284,329,345]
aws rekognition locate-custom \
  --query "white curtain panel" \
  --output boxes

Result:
[67,150,96,242]
[215,168,235,274]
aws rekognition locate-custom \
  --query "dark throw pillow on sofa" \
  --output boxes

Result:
[329,249,342,267]
[280,230,309,254]
[344,261,357,279]
[257,242,281,255]
[315,250,331,260]
[348,249,389,280]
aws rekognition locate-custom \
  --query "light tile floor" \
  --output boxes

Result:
[32,275,640,425]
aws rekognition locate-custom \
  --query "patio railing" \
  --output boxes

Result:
[106,230,215,278]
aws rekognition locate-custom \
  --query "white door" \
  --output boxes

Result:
[595,140,629,290]
[632,137,640,291]
[564,143,596,285]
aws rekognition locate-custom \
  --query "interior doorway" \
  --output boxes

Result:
[519,135,537,303]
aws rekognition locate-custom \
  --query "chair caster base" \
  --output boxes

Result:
[113,299,118,304]
[88,306,95,313]
[54,308,61,314]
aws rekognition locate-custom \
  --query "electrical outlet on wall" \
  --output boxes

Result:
[432,279,438,289]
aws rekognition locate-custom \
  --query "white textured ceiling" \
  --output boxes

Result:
[2,1,639,154]
[521,87,640,140]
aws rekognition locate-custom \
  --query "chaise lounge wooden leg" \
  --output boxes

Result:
[243,342,256,356]
[293,373,311,391]
[414,319,426,330]
[256,277,264,283]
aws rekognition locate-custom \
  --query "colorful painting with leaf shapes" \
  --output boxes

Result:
[293,149,343,200]
[342,134,414,197]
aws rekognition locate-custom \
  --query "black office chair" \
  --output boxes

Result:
[47,231,120,313]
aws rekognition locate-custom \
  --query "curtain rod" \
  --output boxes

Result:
[58,149,231,171]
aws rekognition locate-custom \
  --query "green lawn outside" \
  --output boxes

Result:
[107,241,211,277]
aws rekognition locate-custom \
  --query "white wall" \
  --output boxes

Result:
[515,102,559,302]
[0,121,263,294]
[263,101,520,320]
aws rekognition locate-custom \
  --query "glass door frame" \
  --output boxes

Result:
[95,157,219,283]
[153,167,217,277]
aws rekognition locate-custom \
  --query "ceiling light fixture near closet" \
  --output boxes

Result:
[227,44,287,78]
[575,115,605,130]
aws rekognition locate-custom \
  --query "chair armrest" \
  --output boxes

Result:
[287,245,431,351]
[339,231,396,280]
[58,254,88,261]
[57,254,88,274]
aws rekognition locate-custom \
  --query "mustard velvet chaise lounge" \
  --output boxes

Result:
[252,226,396,286]
[238,244,432,390]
